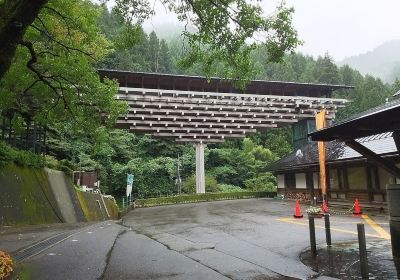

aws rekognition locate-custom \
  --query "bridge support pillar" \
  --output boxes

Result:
[195,143,206,194]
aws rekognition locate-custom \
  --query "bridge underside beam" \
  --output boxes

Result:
[115,87,347,144]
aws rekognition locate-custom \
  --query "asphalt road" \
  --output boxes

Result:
[3,199,391,280]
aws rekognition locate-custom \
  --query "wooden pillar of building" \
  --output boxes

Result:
[316,110,328,202]
[195,142,206,194]
[389,131,400,260]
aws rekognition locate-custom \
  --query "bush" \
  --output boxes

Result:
[0,141,44,168]
[0,251,14,279]
[244,172,277,192]
[182,174,221,193]
[56,159,75,176]
[219,184,244,193]
[135,191,276,207]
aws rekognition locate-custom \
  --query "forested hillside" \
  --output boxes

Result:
[1,5,400,201]
[339,40,400,83]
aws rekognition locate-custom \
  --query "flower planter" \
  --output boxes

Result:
[308,213,324,218]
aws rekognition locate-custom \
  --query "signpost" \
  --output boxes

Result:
[127,174,134,206]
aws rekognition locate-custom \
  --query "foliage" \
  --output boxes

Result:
[244,172,277,192]
[135,191,276,207]
[44,156,75,175]
[0,251,13,280]
[0,0,127,144]
[207,138,277,187]
[182,174,220,194]
[106,0,299,83]
[0,141,44,168]
[218,184,244,193]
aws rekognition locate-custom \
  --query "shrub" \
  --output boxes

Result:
[0,251,13,280]
[218,184,244,193]
[135,191,276,207]
[182,174,221,193]
[0,141,44,168]
[56,159,75,176]
[244,172,277,192]
[45,156,74,175]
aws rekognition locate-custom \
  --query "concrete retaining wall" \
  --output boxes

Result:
[0,164,62,226]
[76,191,119,221]
[0,163,119,226]
[45,168,86,223]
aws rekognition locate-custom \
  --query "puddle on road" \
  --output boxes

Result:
[300,240,400,279]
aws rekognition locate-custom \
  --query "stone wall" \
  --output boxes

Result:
[0,163,119,226]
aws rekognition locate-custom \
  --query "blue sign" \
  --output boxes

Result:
[127,174,134,185]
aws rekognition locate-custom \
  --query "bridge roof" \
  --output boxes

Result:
[98,69,353,98]
[99,69,351,143]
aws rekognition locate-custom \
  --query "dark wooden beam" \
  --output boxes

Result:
[393,131,400,152]
[345,139,400,179]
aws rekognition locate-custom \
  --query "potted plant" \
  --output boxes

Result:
[306,206,324,218]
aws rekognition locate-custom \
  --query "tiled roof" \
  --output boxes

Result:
[309,98,400,141]
[272,132,398,172]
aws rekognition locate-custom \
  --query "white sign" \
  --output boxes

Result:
[126,174,134,197]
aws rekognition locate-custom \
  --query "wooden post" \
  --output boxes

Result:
[357,223,369,279]
[316,110,328,202]
[393,131,400,152]
[309,216,317,256]
[325,214,332,246]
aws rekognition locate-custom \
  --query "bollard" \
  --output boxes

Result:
[357,223,369,279]
[123,197,125,209]
[325,214,332,246]
[309,216,317,256]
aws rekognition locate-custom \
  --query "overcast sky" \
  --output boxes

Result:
[141,0,400,61]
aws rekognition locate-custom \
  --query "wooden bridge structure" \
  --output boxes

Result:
[99,70,352,193]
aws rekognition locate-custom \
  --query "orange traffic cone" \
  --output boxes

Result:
[322,199,329,213]
[294,200,303,218]
[353,198,362,215]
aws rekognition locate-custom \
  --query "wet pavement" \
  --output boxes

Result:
[0,199,393,279]
[301,240,400,279]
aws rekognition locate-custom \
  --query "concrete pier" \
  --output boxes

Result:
[195,143,206,193]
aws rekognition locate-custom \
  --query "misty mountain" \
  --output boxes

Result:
[338,40,400,82]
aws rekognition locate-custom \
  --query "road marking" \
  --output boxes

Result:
[277,218,382,239]
[361,215,390,240]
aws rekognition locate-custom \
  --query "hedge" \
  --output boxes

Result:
[135,191,276,207]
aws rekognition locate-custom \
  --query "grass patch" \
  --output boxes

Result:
[135,191,276,207]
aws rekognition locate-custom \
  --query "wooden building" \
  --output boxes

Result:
[273,104,400,203]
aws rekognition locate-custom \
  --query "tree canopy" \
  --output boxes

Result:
[0,0,300,81]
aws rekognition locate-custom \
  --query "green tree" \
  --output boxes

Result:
[313,53,341,84]
[148,31,160,72]
[182,174,220,194]
[0,0,126,135]
[0,0,300,82]
[159,40,173,73]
